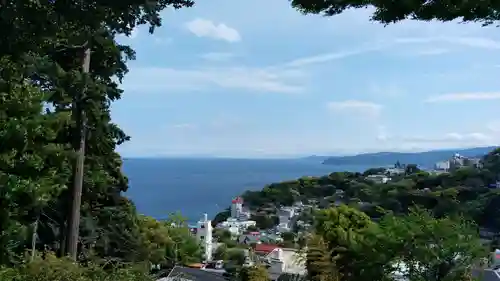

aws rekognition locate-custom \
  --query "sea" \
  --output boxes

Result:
[123,158,371,223]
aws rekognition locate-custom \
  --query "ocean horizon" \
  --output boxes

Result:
[123,158,371,223]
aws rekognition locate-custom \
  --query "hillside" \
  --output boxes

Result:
[322,146,496,167]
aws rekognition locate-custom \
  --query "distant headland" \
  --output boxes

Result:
[321,146,497,167]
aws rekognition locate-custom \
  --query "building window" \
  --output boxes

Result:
[200,236,204,240]
[201,225,205,228]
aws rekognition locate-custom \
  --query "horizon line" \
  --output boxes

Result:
[121,145,497,160]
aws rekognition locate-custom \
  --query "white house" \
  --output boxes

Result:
[255,244,306,281]
[196,213,213,261]
[277,207,295,232]
[366,174,391,184]
[435,160,451,171]
[217,218,257,236]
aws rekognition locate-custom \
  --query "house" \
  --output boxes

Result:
[216,218,256,236]
[238,232,261,244]
[253,244,306,281]
[366,174,391,184]
[255,244,281,257]
[159,266,227,281]
[472,267,500,281]
[386,168,405,175]
[216,197,256,236]
[434,160,451,171]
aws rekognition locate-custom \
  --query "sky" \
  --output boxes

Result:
[113,0,500,158]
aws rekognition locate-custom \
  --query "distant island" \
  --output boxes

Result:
[321,146,497,167]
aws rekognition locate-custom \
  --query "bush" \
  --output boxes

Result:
[0,253,153,281]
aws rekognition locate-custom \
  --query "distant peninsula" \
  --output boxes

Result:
[322,146,497,167]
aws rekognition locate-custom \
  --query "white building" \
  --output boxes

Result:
[255,245,306,281]
[386,168,405,175]
[279,207,295,219]
[196,213,213,261]
[277,207,295,233]
[217,218,257,236]
[277,222,291,233]
[231,197,243,218]
[366,174,391,184]
[435,160,451,171]
[230,196,251,220]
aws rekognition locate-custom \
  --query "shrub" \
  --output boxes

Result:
[0,253,153,281]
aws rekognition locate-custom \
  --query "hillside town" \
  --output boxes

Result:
[185,197,308,280]
[167,152,499,281]
[364,152,485,185]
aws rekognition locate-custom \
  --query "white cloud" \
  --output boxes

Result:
[283,47,379,68]
[171,123,197,130]
[425,92,500,102]
[412,48,449,56]
[185,18,241,42]
[200,52,236,61]
[394,36,500,49]
[327,100,382,116]
[123,66,305,94]
[402,132,491,143]
[280,36,500,68]
[370,130,496,152]
[487,120,500,133]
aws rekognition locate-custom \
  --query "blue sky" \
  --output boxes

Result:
[113,0,500,158]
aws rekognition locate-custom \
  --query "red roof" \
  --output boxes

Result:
[255,244,279,253]
[231,197,243,204]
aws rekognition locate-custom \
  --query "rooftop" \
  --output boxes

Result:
[160,266,227,281]
[472,267,500,281]
[232,197,243,204]
[255,244,279,254]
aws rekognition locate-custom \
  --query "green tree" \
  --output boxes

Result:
[241,265,270,281]
[247,225,259,232]
[290,0,500,25]
[363,167,386,176]
[0,0,195,264]
[305,235,340,281]
[405,164,421,175]
[282,232,295,243]
[214,228,233,244]
[136,215,171,264]
[227,248,247,266]
[377,208,487,281]
[0,2,209,270]
[0,69,71,264]
[213,244,228,261]
[163,215,202,266]
[313,205,379,281]
[213,209,231,227]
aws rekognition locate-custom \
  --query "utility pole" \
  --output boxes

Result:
[66,45,91,260]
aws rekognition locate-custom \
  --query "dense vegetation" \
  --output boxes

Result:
[2,0,500,280]
[305,205,486,281]
[231,150,500,281]
[242,149,500,235]
[0,0,201,280]
[290,0,500,25]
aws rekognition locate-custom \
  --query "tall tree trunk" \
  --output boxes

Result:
[66,46,91,260]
